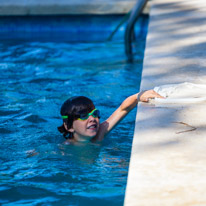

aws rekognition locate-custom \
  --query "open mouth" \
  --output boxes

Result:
[87,124,97,129]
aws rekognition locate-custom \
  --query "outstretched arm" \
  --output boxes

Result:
[98,90,163,137]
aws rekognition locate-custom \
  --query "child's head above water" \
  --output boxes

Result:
[58,96,100,142]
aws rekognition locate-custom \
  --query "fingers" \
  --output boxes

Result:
[154,91,165,99]
[138,90,165,103]
[148,90,165,99]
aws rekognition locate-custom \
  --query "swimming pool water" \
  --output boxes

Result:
[0,39,145,205]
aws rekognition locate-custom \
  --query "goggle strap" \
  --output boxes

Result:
[62,115,68,119]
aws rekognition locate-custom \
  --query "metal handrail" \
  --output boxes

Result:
[125,0,148,62]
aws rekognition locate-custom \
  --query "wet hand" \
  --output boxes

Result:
[138,90,164,103]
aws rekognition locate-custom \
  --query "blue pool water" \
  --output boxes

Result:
[0,16,147,205]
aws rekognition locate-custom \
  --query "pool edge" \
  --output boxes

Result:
[125,0,206,205]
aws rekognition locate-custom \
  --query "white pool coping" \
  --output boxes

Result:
[124,0,206,205]
[0,0,137,15]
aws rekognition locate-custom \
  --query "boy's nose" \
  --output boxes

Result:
[88,115,95,121]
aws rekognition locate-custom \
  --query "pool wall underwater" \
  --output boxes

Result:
[0,14,148,42]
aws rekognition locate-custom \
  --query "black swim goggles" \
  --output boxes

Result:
[62,108,100,121]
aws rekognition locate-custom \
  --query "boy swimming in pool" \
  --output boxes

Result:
[58,90,163,143]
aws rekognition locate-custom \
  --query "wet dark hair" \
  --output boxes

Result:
[57,96,95,139]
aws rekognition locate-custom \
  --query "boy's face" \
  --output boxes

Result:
[72,115,100,142]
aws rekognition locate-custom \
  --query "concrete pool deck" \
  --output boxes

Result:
[125,0,206,205]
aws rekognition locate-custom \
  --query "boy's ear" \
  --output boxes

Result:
[68,128,74,133]
[64,122,74,133]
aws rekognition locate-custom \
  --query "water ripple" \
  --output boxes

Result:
[0,40,144,205]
